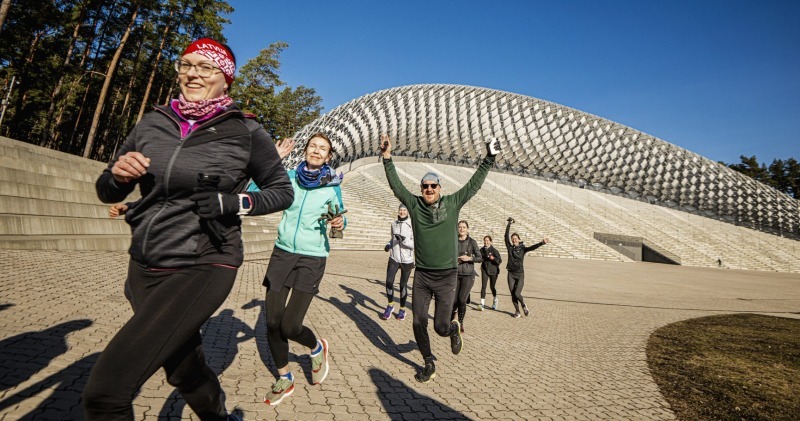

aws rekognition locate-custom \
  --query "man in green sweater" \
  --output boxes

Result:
[380,133,502,383]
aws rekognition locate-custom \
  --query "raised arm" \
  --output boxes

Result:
[504,218,513,249]
[380,134,415,206]
[451,137,501,207]
[245,129,294,216]
[523,238,549,253]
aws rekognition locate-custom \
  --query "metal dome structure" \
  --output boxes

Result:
[290,84,799,237]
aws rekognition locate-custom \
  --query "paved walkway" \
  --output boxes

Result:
[1,250,799,420]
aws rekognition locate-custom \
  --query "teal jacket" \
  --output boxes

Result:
[249,169,346,257]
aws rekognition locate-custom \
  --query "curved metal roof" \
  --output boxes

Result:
[289,84,798,237]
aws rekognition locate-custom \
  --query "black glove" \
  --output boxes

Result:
[190,191,239,219]
[486,136,502,156]
[385,244,391,252]
[507,217,515,224]
[318,203,348,239]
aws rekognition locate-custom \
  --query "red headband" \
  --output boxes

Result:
[182,38,235,84]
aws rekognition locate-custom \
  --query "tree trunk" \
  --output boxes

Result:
[7,30,43,137]
[0,0,12,33]
[118,24,147,131]
[137,8,174,122]
[43,5,87,146]
[82,3,139,159]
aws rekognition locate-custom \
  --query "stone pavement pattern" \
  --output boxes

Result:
[1,250,799,420]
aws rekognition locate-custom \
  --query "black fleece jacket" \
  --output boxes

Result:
[96,104,293,268]
[504,220,545,273]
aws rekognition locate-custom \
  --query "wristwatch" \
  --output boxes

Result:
[238,194,253,215]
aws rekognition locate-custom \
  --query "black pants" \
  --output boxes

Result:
[83,261,235,421]
[412,268,458,363]
[480,270,498,299]
[385,258,413,307]
[452,274,474,325]
[265,286,318,369]
[508,271,526,312]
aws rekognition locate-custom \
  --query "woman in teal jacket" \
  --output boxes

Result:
[253,133,346,406]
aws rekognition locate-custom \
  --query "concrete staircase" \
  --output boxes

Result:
[2,136,799,272]
[0,136,280,257]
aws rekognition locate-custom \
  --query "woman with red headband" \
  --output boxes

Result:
[83,38,294,420]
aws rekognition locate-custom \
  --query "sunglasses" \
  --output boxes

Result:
[420,183,439,190]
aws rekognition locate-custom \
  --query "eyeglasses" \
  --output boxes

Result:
[175,60,221,78]
[420,183,439,190]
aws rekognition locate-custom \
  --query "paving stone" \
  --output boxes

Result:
[1,250,799,419]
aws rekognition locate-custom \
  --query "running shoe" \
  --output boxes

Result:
[414,362,436,383]
[264,376,294,405]
[450,321,463,355]
[523,305,530,317]
[380,305,394,320]
[492,297,498,310]
[476,303,483,311]
[395,309,406,320]
[513,311,521,318]
[311,338,329,385]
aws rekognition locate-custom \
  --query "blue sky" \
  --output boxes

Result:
[223,0,799,165]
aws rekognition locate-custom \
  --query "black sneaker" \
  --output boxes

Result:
[450,321,463,355]
[415,362,436,383]
[523,305,530,317]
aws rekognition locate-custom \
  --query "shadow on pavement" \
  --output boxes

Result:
[0,317,97,420]
[318,284,419,372]
[158,308,254,419]
[0,319,93,393]
[369,368,471,420]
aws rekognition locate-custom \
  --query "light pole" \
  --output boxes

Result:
[0,75,17,133]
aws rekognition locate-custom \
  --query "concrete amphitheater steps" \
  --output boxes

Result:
[2,136,798,272]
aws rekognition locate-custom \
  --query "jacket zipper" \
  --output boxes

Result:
[139,107,238,262]
[290,187,309,253]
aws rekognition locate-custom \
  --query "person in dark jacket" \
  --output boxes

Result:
[84,38,293,421]
[478,235,502,310]
[380,133,502,384]
[505,217,549,318]
[453,220,481,332]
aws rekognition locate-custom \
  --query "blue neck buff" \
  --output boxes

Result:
[296,161,342,189]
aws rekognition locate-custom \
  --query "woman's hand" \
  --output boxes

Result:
[108,204,129,218]
[329,215,345,230]
[542,237,550,244]
[112,152,150,183]
[276,138,296,160]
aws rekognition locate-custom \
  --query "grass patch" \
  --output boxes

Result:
[647,314,800,421]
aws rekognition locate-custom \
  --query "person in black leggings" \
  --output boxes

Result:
[381,204,415,320]
[258,134,347,406]
[504,217,549,318]
[83,38,293,421]
[453,220,481,332]
[478,235,502,310]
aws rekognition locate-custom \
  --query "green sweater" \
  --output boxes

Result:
[383,156,495,270]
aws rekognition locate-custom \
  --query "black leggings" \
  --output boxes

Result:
[385,258,413,307]
[265,286,318,369]
[452,274,474,325]
[508,271,526,312]
[412,268,458,363]
[480,271,498,299]
[83,261,236,421]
